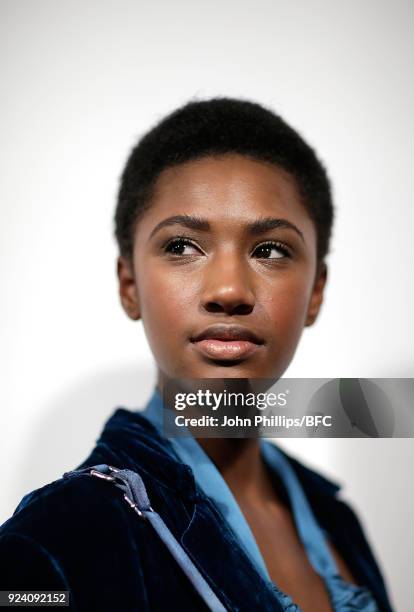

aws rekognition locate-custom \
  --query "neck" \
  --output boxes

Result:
[155,374,280,502]
[196,436,263,492]
[195,436,283,506]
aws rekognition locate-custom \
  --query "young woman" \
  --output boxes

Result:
[0,99,394,611]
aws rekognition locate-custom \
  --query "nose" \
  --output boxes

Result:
[200,253,256,315]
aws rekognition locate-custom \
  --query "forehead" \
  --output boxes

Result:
[135,154,316,241]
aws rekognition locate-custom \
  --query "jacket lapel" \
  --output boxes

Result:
[86,409,287,609]
[179,492,287,610]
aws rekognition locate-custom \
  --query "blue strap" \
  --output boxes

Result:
[64,464,227,612]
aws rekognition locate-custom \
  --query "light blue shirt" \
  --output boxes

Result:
[139,387,379,611]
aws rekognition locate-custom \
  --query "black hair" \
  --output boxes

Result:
[114,97,334,262]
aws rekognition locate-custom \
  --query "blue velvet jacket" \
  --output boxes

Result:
[0,407,393,611]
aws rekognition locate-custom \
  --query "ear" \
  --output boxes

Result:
[305,261,328,327]
[117,256,141,321]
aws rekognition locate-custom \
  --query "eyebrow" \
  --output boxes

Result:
[149,214,305,243]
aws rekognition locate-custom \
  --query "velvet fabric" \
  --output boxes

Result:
[0,408,393,611]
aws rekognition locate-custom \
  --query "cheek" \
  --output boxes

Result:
[137,267,195,357]
[257,278,312,377]
[263,275,313,346]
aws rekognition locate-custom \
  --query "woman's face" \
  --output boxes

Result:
[118,154,327,386]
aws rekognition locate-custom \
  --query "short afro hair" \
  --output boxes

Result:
[114,97,334,262]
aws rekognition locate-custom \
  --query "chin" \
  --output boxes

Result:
[195,360,264,378]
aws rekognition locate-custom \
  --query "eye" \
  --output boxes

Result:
[252,240,291,260]
[164,237,202,256]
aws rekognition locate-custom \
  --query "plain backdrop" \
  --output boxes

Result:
[1,0,413,608]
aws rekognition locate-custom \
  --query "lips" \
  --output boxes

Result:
[191,324,264,361]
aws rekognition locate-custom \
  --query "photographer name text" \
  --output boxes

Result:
[174,414,332,429]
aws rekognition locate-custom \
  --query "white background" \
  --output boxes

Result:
[1,0,413,608]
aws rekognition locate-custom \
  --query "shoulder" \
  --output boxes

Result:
[0,470,150,596]
[0,407,193,566]
[261,440,342,498]
[266,443,393,609]
[0,470,155,609]
[0,477,94,589]
[0,406,190,546]
[0,471,127,551]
